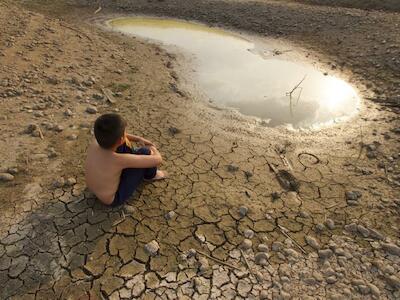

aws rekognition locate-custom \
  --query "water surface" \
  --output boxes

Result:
[107,17,360,128]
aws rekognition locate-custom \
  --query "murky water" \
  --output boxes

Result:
[107,17,360,129]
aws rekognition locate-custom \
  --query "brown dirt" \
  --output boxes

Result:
[0,0,399,299]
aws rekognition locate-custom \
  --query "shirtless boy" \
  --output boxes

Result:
[85,113,166,206]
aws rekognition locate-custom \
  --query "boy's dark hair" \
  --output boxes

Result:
[94,113,127,149]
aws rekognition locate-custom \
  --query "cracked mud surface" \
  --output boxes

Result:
[0,0,399,299]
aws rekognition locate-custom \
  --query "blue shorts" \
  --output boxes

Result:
[112,144,157,206]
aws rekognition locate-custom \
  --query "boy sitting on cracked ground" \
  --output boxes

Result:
[85,113,166,206]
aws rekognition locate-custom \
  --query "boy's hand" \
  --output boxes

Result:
[139,137,155,147]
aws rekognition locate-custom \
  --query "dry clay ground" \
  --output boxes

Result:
[0,0,400,299]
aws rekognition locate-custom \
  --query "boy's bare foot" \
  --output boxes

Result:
[147,170,168,181]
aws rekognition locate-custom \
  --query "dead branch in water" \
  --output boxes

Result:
[286,75,307,99]
[286,75,306,117]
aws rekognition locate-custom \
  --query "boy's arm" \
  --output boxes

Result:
[126,134,155,146]
[116,148,162,169]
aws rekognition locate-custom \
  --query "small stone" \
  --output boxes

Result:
[187,248,197,258]
[369,228,384,240]
[239,206,248,217]
[345,191,361,200]
[86,105,98,114]
[0,173,14,182]
[198,256,209,272]
[255,252,268,266]
[384,275,400,289]
[358,285,371,295]
[64,109,73,116]
[67,134,78,140]
[381,243,400,256]
[299,211,310,218]
[325,218,335,230]
[326,276,337,284]
[168,127,181,135]
[53,177,65,188]
[240,239,252,250]
[165,210,176,220]
[144,240,159,256]
[7,167,18,175]
[318,249,333,260]
[259,290,268,299]
[316,223,326,232]
[368,283,380,297]
[195,232,206,243]
[344,223,358,233]
[305,236,320,250]
[272,242,283,251]
[243,229,254,239]
[65,177,77,186]
[258,244,269,252]
[357,224,370,237]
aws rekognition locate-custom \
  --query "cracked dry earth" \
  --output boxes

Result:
[1,1,400,300]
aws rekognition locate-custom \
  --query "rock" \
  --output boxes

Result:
[195,232,206,243]
[168,127,181,135]
[238,206,248,217]
[53,177,65,188]
[381,243,400,256]
[7,167,18,175]
[358,285,370,295]
[368,283,380,297]
[384,275,400,289]
[187,248,197,258]
[357,225,370,237]
[305,236,320,250]
[240,239,252,250]
[243,229,254,239]
[318,249,333,260]
[64,109,73,116]
[24,123,38,134]
[227,164,239,172]
[255,252,268,266]
[316,223,326,232]
[237,280,252,297]
[165,210,176,220]
[258,244,269,252]
[67,134,78,140]
[325,218,335,230]
[198,256,209,272]
[299,211,310,218]
[272,242,283,251]
[345,191,362,201]
[326,276,337,284]
[86,105,98,114]
[65,177,77,186]
[259,290,269,299]
[0,173,14,182]
[144,240,159,256]
[369,228,384,240]
[344,223,358,233]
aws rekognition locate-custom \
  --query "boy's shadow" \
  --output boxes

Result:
[0,185,134,299]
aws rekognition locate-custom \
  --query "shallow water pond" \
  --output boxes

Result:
[107,17,360,129]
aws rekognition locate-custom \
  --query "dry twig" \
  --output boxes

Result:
[240,249,257,281]
[94,6,102,14]
[277,225,307,255]
[60,23,93,42]
[196,249,241,270]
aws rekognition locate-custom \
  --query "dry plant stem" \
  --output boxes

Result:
[94,6,102,14]
[60,23,93,42]
[112,219,124,227]
[196,249,241,270]
[240,249,257,282]
[38,126,44,140]
[277,225,307,255]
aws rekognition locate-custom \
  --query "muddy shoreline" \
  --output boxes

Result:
[77,0,400,109]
